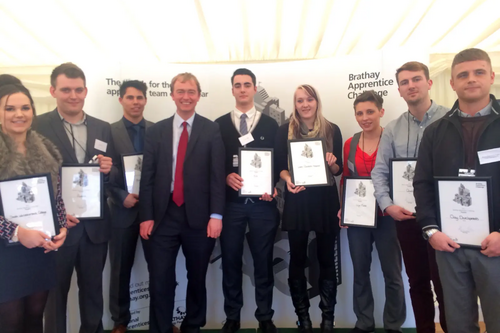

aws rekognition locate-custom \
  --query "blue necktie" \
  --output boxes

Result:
[132,125,143,152]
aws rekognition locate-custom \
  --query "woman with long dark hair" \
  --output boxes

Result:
[275,84,343,333]
[0,82,68,333]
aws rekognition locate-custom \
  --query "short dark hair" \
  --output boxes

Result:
[0,83,37,117]
[51,62,86,88]
[395,61,430,85]
[119,80,148,98]
[452,48,491,70]
[0,74,22,87]
[231,68,256,86]
[353,90,384,110]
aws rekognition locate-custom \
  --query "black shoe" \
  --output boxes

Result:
[349,328,374,333]
[221,319,240,333]
[259,320,277,333]
[385,330,402,333]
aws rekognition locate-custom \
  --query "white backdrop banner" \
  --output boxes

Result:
[65,48,431,331]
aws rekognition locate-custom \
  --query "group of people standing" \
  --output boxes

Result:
[0,47,498,333]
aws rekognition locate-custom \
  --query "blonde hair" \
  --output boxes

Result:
[170,72,201,94]
[290,84,332,140]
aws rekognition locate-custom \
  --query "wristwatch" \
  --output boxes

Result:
[11,226,19,242]
[423,228,439,240]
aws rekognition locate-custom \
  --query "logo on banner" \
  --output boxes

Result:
[347,71,395,99]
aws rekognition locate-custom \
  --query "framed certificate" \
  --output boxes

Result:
[122,153,143,195]
[435,177,493,248]
[0,173,60,245]
[238,148,274,197]
[288,138,331,187]
[341,177,377,228]
[61,164,103,219]
[390,158,417,213]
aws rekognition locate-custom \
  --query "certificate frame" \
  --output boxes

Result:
[0,173,60,246]
[435,176,494,248]
[238,147,274,197]
[341,176,378,228]
[288,138,332,187]
[389,158,417,214]
[122,153,144,195]
[60,164,104,220]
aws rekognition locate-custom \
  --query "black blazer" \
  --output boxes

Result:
[108,118,154,228]
[139,113,226,231]
[33,109,117,245]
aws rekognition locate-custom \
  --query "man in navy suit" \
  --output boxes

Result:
[139,73,225,333]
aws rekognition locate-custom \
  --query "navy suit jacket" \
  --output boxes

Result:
[139,113,225,232]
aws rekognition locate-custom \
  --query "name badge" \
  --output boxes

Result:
[233,155,239,167]
[478,147,500,165]
[458,168,475,177]
[238,133,254,146]
[94,139,108,152]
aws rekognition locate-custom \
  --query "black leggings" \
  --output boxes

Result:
[0,290,49,333]
[288,230,337,281]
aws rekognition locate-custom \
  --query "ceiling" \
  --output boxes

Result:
[0,0,499,67]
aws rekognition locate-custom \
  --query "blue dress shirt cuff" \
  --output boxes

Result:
[210,214,223,220]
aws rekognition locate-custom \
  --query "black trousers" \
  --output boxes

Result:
[220,201,279,322]
[108,222,151,326]
[148,199,216,333]
[44,232,108,333]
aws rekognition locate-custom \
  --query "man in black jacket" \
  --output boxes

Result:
[215,69,279,333]
[34,63,115,333]
[414,48,500,333]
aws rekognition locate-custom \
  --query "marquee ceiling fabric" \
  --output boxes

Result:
[0,0,499,67]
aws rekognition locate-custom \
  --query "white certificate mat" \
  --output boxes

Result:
[390,159,417,213]
[342,177,377,228]
[289,139,330,186]
[436,178,492,247]
[123,154,143,195]
[61,165,103,219]
[239,148,273,197]
[0,174,58,243]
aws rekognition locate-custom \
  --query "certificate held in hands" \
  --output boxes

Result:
[435,177,493,248]
[288,138,332,187]
[238,148,274,197]
[61,164,103,219]
[0,173,60,245]
[341,177,377,228]
[122,153,143,195]
[390,158,417,213]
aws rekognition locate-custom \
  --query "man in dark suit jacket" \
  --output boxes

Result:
[139,73,225,333]
[107,80,154,333]
[215,69,279,333]
[33,63,116,333]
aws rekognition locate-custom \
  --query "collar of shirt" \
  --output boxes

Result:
[58,110,87,125]
[173,112,195,129]
[458,101,492,118]
[233,106,256,120]
[407,100,439,125]
[122,116,146,128]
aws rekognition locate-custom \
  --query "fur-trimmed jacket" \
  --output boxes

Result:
[0,130,67,240]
